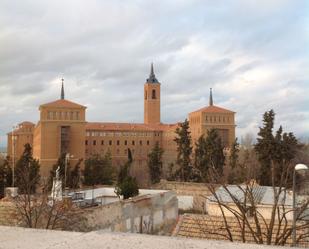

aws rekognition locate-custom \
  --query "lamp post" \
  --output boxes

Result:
[292,163,308,247]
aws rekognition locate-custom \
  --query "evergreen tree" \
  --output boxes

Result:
[84,152,114,186]
[194,135,207,179]
[254,110,275,186]
[115,149,139,199]
[229,138,239,170]
[174,119,193,181]
[255,110,298,186]
[15,143,40,194]
[147,142,164,184]
[227,139,246,184]
[0,157,12,198]
[194,129,225,180]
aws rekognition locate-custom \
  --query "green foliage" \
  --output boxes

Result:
[255,110,298,186]
[227,139,247,184]
[174,119,193,181]
[147,142,164,184]
[84,152,114,186]
[0,157,12,198]
[115,149,139,199]
[194,129,225,181]
[49,154,82,190]
[229,138,239,170]
[15,143,40,194]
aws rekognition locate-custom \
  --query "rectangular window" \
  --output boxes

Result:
[139,141,142,146]
[109,140,112,146]
[132,141,135,146]
[85,140,88,145]
[147,140,150,145]
[70,111,74,120]
[117,140,120,145]
[93,140,96,146]
[101,140,104,145]
[124,140,127,145]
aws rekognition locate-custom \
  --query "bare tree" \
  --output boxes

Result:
[13,181,83,230]
[199,161,309,247]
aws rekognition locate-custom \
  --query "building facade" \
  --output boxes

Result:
[7,65,236,183]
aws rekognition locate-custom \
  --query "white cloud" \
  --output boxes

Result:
[0,0,308,146]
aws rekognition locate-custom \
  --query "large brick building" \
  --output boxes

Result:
[7,64,236,182]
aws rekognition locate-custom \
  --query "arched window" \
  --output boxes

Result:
[152,89,156,99]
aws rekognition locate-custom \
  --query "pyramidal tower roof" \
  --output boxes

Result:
[146,63,159,83]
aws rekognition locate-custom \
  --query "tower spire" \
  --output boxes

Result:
[61,78,65,100]
[209,88,213,106]
[146,62,158,83]
[150,62,154,76]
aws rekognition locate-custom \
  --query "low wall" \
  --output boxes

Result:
[76,190,178,234]
[206,201,294,220]
[0,200,20,226]
[0,190,178,235]
[153,180,215,211]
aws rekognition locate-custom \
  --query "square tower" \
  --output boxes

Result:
[144,63,161,124]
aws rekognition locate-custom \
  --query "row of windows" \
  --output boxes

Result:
[86,131,161,137]
[86,148,148,157]
[85,140,151,146]
[191,115,232,125]
[47,111,80,121]
[205,116,230,123]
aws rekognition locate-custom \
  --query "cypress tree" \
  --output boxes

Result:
[15,143,40,194]
[174,119,193,181]
[147,142,164,184]
[0,157,12,198]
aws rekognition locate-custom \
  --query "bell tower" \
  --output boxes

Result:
[144,63,161,124]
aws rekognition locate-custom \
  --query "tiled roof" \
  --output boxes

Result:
[7,121,35,135]
[86,122,178,132]
[190,105,234,114]
[18,121,35,126]
[40,99,86,109]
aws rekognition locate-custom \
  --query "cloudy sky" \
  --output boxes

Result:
[0,0,308,147]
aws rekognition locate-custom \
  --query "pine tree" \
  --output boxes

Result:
[84,152,114,186]
[194,129,225,181]
[174,119,193,181]
[15,143,40,194]
[0,157,12,198]
[147,142,164,184]
[227,138,246,184]
[115,149,139,199]
[255,110,298,186]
